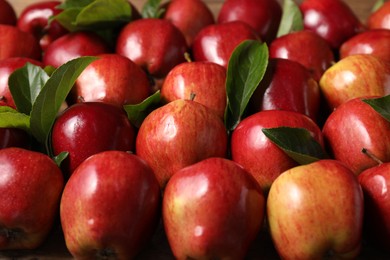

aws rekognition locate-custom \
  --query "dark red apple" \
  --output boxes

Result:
[60,150,161,259]
[0,147,64,250]
[0,0,17,26]
[191,21,260,68]
[51,102,136,178]
[70,53,151,107]
[367,1,390,30]
[217,0,282,44]
[160,61,227,119]
[0,128,31,149]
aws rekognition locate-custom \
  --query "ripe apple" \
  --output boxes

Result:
[0,147,64,250]
[269,30,335,81]
[339,29,390,62]
[247,58,321,122]
[116,18,188,79]
[0,0,17,26]
[43,31,111,68]
[320,54,390,110]
[0,25,42,61]
[267,159,364,259]
[230,109,324,194]
[70,53,151,107]
[163,0,215,46]
[322,96,390,175]
[367,1,390,30]
[191,21,260,68]
[136,99,228,188]
[0,128,31,149]
[160,61,227,119]
[60,150,161,259]
[217,0,282,44]
[358,162,390,252]
[163,157,265,259]
[51,102,136,178]
[17,1,69,51]
[299,0,365,49]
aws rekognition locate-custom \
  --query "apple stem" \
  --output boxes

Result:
[184,52,192,62]
[361,148,383,165]
[77,96,85,103]
[190,92,196,101]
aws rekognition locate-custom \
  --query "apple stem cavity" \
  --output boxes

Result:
[362,148,383,165]
[0,227,23,242]
[95,248,117,259]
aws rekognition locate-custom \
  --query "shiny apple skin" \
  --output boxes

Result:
[116,18,188,79]
[267,159,363,259]
[136,99,228,188]
[43,31,111,68]
[230,110,324,194]
[163,0,215,46]
[248,58,320,122]
[367,1,390,30]
[0,147,64,250]
[299,0,365,50]
[358,163,390,252]
[339,29,390,62]
[163,157,265,260]
[0,128,31,149]
[192,21,260,68]
[60,150,161,259]
[51,102,136,178]
[322,97,390,175]
[70,54,151,107]
[0,0,17,26]
[0,25,42,61]
[319,54,390,110]
[0,57,44,109]
[161,61,226,119]
[269,30,335,81]
[217,0,282,44]
[17,1,69,51]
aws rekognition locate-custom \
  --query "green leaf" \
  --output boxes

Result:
[0,106,30,132]
[262,127,328,165]
[8,63,50,115]
[29,56,98,145]
[372,0,385,13]
[277,0,304,37]
[57,0,94,9]
[53,151,69,167]
[123,91,161,128]
[52,7,83,32]
[142,0,164,18]
[362,95,390,122]
[224,40,269,131]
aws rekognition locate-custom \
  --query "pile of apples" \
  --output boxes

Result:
[1,0,390,258]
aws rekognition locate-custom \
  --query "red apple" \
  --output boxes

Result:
[0,128,31,149]
[0,25,42,61]
[339,28,390,62]
[247,58,321,122]
[116,18,188,79]
[0,57,44,109]
[17,1,69,51]
[136,99,228,188]
[0,0,17,26]
[367,1,390,30]
[230,109,324,194]
[0,147,64,250]
[191,21,260,68]
[299,0,365,49]
[43,31,111,68]
[60,150,161,259]
[70,53,151,107]
[267,159,364,259]
[51,102,136,178]
[163,0,215,46]
[320,54,390,110]
[358,162,390,252]
[269,30,335,81]
[322,96,390,175]
[160,61,227,119]
[163,157,265,259]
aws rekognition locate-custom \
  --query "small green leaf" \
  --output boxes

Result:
[29,56,98,145]
[142,0,164,18]
[262,127,328,165]
[224,40,268,131]
[8,63,50,115]
[53,151,69,167]
[0,106,30,132]
[277,0,304,37]
[363,95,390,122]
[123,91,161,128]
[372,0,385,13]
[53,7,83,32]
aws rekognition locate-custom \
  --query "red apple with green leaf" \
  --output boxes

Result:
[0,0,17,26]
[367,1,390,30]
